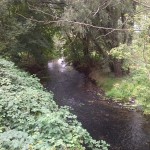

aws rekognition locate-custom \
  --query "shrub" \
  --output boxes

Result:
[0,58,109,150]
[107,70,150,114]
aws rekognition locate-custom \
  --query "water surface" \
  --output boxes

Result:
[46,59,150,150]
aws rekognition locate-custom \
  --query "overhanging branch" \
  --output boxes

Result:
[17,13,143,32]
[133,0,150,8]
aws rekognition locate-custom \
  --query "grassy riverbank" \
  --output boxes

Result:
[0,58,109,150]
[89,69,150,114]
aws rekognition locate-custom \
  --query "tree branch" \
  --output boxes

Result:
[17,13,143,32]
[133,0,150,8]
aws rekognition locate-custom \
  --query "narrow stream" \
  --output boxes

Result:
[45,58,150,150]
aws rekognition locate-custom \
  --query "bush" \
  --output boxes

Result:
[0,58,109,150]
[107,70,150,114]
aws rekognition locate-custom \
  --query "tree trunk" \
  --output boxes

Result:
[111,59,124,77]
[82,36,90,61]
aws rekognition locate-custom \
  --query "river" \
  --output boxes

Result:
[44,58,150,150]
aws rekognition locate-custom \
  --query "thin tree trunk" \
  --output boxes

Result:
[82,35,90,61]
[113,59,123,77]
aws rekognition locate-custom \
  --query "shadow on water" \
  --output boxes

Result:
[45,58,150,150]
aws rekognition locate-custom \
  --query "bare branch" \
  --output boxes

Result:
[133,0,150,8]
[93,0,113,16]
[27,4,58,19]
[16,13,144,32]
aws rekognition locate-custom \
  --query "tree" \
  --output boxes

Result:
[0,0,145,77]
[58,0,136,76]
[108,3,150,113]
[0,0,55,66]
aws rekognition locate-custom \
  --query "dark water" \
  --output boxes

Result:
[45,58,150,150]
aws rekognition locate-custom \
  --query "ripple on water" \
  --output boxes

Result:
[46,59,150,150]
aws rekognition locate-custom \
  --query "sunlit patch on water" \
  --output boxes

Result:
[57,58,67,72]
[58,58,65,65]
[48,62,54,69]
[48,58,67,72]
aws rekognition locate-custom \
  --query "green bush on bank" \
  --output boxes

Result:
[107,38,150,114]
[107,70,150,114]
[0,58,109,150]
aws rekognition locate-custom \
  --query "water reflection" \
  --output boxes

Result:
[48,62,54,69]
[46,59,150,150]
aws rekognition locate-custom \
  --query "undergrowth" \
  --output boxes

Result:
[95,71,150,114]
[0,58,109,150]
[106,71,150,114]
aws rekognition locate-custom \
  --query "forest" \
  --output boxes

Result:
[0,0,150,150]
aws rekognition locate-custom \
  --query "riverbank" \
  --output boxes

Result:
[66,59,150,114]
[0,58,109,150]
[88,67,150,114]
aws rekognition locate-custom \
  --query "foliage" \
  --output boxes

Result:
[95,74,123,92]
[107,71,150,114]
[0,58,109,150]
[35,0,135,71]
[109,44,130,61]
[0,130,33,150]
[107,7,150,114]
[0,0,55,66]
[0,0,136,75]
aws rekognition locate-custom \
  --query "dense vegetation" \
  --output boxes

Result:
[106,5,150,114]
[0,58,109,150]
[0,0,150,149]
[0,0,137,71]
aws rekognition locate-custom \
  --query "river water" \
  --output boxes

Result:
[45,58,150,150]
